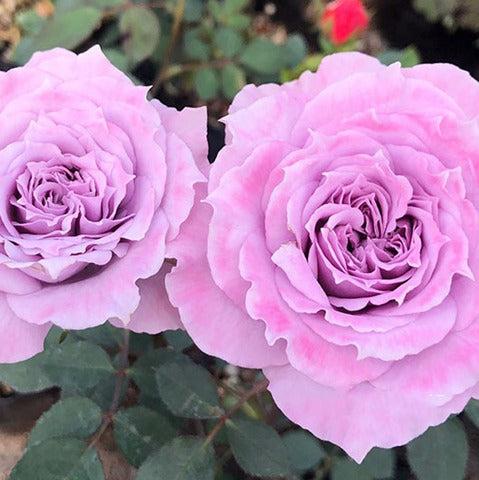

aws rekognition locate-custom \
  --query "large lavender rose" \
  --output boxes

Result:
[0,46,207,363]
[167,53,479,461]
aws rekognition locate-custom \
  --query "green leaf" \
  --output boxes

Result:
[163,330,194,352]
[40,341,114,394]
[137,436,215,480]
[362,448,394,478]
[130,348,179,397]
[185,0,204,21]
[44,327,76,349]
[90,372,127,411]
[155,355,223,418]
[73,323,123,349]
[280,53,323,82]
[331,448,394,480]
[331,458,372,480]
[120,6,161,65]
[466,399,479,428]
[226,14,250,30]
[89,0,124,7]
[407,417,468,480]
[55,0,123,10]
[399,46,421,67]
[224,0,249,13]
[70,448,105,480]
[214,27,244,57]
[283,430,325,473]
[114,406,177,467]
[10,439,104,480]
[240,38,284,74]
[221,64,246,99]
[103,48,129,72]
[28,397,102,447]
[15,9,44,35]
[208,0,223,20]
[0,355,52,392]
[226,418,292,477]
[183,28,211,61]
[13,7,102,64]
[283,34,308,68]
[194,68,220,101]
[378,46,420,67]
[129,332,155,356]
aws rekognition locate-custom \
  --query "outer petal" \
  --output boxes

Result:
[229,83,283,114]
[161,132,205,242]
[0,264,42,295]
[0,294,50,363]
[26,46,131,85]
[166,185,288,368]
[152,102,209,176]
[228,52,383,117]
[207,141,294,305]
[291,66,464,146]
[372,319,479,398]
[240,232,390,388]
[405,63,479,119]
[305,298,456,361]
[110,264,182,334]
[265,364,476,463]
[6,212,169,329]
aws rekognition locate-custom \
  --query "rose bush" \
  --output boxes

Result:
[0,46,207,363]
[167,52,479,461]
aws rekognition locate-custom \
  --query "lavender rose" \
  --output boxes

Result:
[167,53,479,461]
[0,46,207,363]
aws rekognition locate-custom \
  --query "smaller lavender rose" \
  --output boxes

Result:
[0,46,207,363]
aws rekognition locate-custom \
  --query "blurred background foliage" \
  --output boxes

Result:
[1,1,479,479]
[0,0,422,119]
[0,0,429,159]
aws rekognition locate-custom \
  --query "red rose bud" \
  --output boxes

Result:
[321,0,369,45]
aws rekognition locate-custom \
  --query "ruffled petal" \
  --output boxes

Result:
[240,232,390,387]
[166,185,288,368]
[265,364,476,463]
[207,141,294,305]
[373,319,479,398]
[6,211,169,329]
[110,263,182,334]
[405,63,479,119]
[161,133,205,242]
[0,294,50,363]
[304,297,456,361]
[152,102,209,176]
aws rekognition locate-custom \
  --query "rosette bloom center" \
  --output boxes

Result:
[12,152,134,239]
[302,160,427,311]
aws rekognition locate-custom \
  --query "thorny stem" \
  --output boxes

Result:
[203,378,270,446]
[88,329,130,449]
[150,0,186,96]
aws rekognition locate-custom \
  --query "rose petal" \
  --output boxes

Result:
[265,364,476,463]
[110,263,182,334]
[7,211,169,329]
[166,185,288,368]
[0,293,50,363]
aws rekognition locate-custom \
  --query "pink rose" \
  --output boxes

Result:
[0,46,207,363]
[167,53,479,461]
